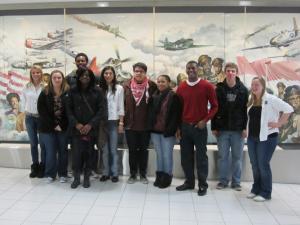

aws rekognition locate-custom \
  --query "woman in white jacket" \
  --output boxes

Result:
[247,77,293,202]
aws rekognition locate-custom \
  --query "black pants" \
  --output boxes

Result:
[180,123,208,189]
[125,130,150,176]
[72,136,95,174]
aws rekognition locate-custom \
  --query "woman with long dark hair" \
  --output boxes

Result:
[99,66,124,183]
[37,70,70,183]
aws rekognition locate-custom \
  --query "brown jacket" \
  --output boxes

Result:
[123,79,157,131]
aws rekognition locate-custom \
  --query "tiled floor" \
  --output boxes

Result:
[0,168,300,225]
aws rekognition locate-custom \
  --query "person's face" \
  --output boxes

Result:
[133,66,146,83]
[225,67,237,81]
[10,97,19,109]
[43,75,50,84]
[157,76,170,92]
[202,62,212,74]
[79,71,90,86]
[31,68,42,84]
[75,56,88,68]
[278,86,284,93]
[213,65,222,74]
[186,63,198,81]
[251,79,264,97]
[104,69,115,84]
[51,72,63,88]
[288,94,300,109]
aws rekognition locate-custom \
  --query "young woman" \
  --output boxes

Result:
[148,75,182,188]
[247,77,293,201]
[99,66,124,183]
[37,70,69,183]
[21,65,45,178]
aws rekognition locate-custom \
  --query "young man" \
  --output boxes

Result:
[66,53,89,89]
[176,60,218,196]
[123,62,157,184]
[211,62,248,191]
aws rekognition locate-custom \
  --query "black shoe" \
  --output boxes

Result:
[83,175,90,188]
[99,175,110,182]
[198,187,207,196]
[153,171,163,187]
[159,173,172,189]
[37,163,45,178]
[71,179,80,189]
[111,176,119,183]
[176,182,194,191]
[29,163,39,178]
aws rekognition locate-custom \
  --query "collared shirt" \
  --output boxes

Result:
[107,84,124,120]
[21,82,44,114]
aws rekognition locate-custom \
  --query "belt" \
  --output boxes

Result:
[25,112,39,118]
[183,122,198,126]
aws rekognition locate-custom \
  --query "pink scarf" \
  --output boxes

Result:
[130,77,149,106]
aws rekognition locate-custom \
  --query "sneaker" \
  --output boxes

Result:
[46,177,54,184]
[231,183,242,191]
[111,176,119,183]
[127,175,137,184]
[216,182,228,190]
[253,195,267,202]
[59,177,67,183]
[247,193,257,199]
[140,175,149,184]
[99,175,110,182]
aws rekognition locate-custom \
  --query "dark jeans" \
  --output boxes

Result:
[40,131,68,178]
[72,136,96,174]
[25,115,45,165]
[180,123,208,189]
[125,130,150,176]
[247,135,278,199]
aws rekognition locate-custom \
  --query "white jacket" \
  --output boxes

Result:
[248,93,294,141]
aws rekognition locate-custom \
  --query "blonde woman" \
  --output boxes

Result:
[21,65,45,178]
[247,77,293,201]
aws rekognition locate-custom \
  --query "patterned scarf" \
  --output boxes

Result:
[130,77,149,106]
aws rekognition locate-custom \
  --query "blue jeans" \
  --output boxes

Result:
[247,135,278,199]
[40,131,68,178]
[102,121,119,177]
[25,115,45,165]
[180,123,208,188]
[151,133,175,175]
[217,131,244,185]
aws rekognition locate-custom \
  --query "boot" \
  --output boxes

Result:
[83,171,91,188]
[29,163,39,178]
[37,163,45,178]
[153,171,163,187]
[71,172,80,189]
[159,172,173,189]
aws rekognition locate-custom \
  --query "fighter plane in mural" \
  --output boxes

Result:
[47,28,73,40]
[243,17,300,51]
[25,38,66,50]
[69,15,126,40]
[11,59,63,69]
[245,23,274,41]
[157,38,212,51]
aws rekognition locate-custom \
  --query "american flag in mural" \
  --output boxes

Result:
[0,71,29,100]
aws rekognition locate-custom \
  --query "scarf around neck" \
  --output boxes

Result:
[130,77,149,106]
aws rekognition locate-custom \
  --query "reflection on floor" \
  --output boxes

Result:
[0,168,299,225]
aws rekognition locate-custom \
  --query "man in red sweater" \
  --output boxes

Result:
[176,60,218,196]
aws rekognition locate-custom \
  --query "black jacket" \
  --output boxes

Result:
[148,90,182,137]
[211,77,248,131]
[66,72,107,137]
[37,90,69,133]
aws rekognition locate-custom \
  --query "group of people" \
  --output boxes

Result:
[21,53,293,202]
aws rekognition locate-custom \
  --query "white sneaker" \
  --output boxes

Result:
[247,193,257,199]
[253,195,267,202]
[46,177,54,184]
[59,177,67,183]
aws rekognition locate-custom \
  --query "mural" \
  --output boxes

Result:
[0,11,300,145]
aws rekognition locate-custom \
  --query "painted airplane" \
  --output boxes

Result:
[25,38,65,50]
[47,28,73,40]
[11,59,63,69]
[158,38,212,51]
[243,17,300,51]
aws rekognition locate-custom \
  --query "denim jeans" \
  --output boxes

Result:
[180,123,208,189]
[102,120,119,177]
[25,115,45,165]
[217,131,244,185]
[247,135,278,199]
[151,133,176,175]
[40,131,68,178]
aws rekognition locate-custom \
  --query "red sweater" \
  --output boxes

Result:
[176,79,218,123]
